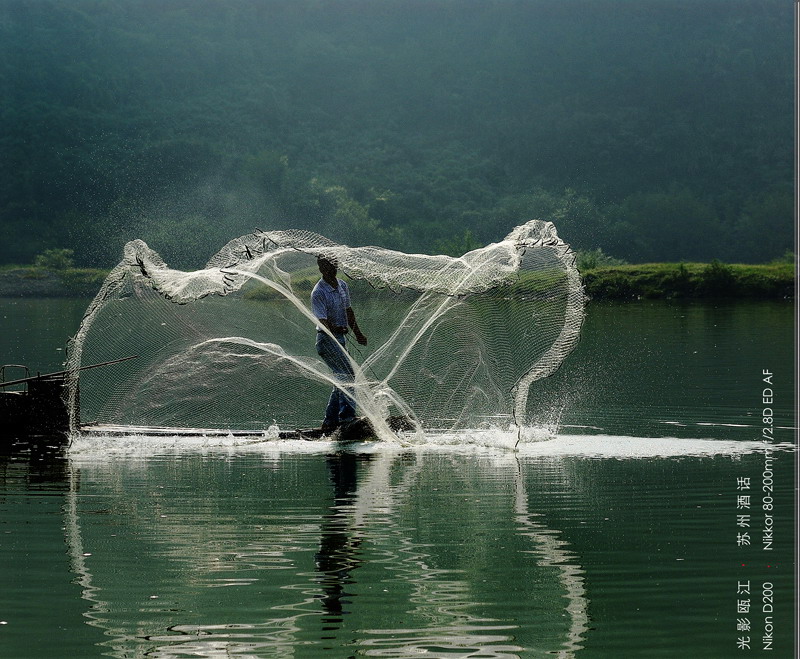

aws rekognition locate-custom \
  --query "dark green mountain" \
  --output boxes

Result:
[0,0,792,267]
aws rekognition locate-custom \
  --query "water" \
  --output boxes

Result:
[0,298,88,377]
[1,298,796,657]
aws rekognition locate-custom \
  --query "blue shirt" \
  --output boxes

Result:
[311,278,351,331]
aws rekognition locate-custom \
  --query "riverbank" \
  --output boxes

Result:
[0,261,794,300]
[582,262,794,300]
[0,267,107,297]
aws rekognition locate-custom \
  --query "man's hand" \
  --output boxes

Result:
[346,307,367,345]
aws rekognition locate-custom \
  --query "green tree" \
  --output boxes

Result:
[34,248,75,271]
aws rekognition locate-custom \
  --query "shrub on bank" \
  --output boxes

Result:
[34,248,75,271]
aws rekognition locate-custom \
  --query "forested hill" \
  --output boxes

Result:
[1,0,793,268]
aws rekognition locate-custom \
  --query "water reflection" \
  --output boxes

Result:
[513,462,587,657]
[353,454,588,658]
[55,449,589,658]
[0,444,70,487]
[64,462,111,639]
[315,452,367,625]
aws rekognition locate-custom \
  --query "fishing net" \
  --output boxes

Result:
[65,220,585,442]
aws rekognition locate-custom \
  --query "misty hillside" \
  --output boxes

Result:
[0,0,792,267]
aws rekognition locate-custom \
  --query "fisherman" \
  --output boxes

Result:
[311,256,367,434]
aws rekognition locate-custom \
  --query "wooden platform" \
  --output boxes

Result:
[80,415,415,442]
[80,424,273,438]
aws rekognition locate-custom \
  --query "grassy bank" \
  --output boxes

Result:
[0,266,108,297]
[581,262,794,300]
[0,261,794,301]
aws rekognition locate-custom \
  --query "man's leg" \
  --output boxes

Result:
[323,388,341,430]
[316,333,356,426]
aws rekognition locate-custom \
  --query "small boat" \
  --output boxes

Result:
[1,357,137,450]
[0,365,70,447]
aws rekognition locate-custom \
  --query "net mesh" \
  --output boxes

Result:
[65,220,585,442]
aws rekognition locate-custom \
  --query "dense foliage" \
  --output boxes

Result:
[581,261,794,300]
[1,0,793,268]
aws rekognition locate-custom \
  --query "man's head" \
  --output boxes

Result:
[317,256,337,280]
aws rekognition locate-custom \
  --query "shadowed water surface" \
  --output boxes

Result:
[1,443,796,657]
[0,299,796,657]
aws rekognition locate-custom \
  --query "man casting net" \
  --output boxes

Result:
[65,220,585,443]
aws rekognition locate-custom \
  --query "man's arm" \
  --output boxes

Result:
[318,317,350,335]
[346,307,367,345]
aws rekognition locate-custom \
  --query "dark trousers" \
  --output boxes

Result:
[316,332,356,426]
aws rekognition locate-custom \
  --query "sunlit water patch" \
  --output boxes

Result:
[67,428,792,461]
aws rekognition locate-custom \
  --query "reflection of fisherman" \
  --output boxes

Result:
[311,256,367,434]
[315,452,367,621]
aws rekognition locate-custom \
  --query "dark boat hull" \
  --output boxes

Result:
[1,379,69,440]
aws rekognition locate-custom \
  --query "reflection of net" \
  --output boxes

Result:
[65,220,585,440]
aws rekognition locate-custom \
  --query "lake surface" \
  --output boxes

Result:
[1,297,796,657]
